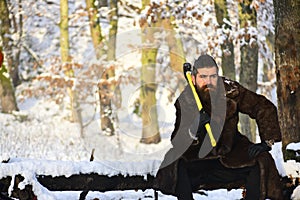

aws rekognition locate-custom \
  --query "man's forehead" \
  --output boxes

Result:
[196,67,218,74]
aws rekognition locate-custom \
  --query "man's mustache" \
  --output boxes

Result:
[201,84,215,90]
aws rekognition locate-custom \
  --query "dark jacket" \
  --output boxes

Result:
[155,77,283,200]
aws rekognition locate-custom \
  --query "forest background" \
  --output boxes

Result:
[0,0,299,199]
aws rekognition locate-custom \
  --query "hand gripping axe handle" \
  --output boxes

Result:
[183,63,216,147]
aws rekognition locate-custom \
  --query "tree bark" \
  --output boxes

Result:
[60,0,83,131]
[274,0,300,161]
[162,8,186,93]
[139,1,161,144]
[0,0,19,113]
[100,0,119,136]
[140,47,161,144]
[0,51,18,113]
[0,0,21,87]
[238,0,258,142]
[86,0,104,59]
[214,0,235,80]
[86,0,116,135]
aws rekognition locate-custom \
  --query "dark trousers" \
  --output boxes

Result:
[175,159,260,200]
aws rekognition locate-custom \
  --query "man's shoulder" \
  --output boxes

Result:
[220,77,240,99]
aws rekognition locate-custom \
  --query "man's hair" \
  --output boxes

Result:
[192,54,218,75]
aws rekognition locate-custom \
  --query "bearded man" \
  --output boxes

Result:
[154,54,284,200]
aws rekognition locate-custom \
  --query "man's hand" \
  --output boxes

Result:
[248,141,271,158]
[188,110,210,139]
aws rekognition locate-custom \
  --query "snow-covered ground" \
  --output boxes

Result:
[0,95,300,200]
[1,0,299,199]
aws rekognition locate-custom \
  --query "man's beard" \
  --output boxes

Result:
[195,84,218,105]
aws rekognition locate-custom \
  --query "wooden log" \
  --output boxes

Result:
[0,173,156,200]
[0,175,36,200]
[1,172,298,200]
[37,173,155,191]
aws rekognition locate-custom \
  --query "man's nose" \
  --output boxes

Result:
[204,77,212,84]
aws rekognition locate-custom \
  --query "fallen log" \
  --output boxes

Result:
[0,173,156,200]
[0,158,298,200]
[37,173,155,191]
[0,175,35,200]
[1,173,298,200]
[38,173,156,200]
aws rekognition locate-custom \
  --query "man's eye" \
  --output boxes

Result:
[199,75,208,79]
[199,74,218,79]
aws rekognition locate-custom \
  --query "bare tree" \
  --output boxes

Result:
[238,0,258,142]
[0,0,21,87]
[139,1,161,144]
[96,0,120,136]
[0,50,18,113]
[86,0,104,59]
[274,0,300,161]
[0,0,19,113]
[60,0,82,130]
[214,0,235,80]
[85,0,115,135]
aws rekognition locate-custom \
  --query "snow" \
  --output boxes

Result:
[1,85,299,200]
[1,0,299,199]
[0,99,239,200]
[292,186,300,200]
[287,143,300,151]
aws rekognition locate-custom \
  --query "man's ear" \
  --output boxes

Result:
[192,75,196,85]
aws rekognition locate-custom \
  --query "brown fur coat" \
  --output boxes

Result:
[154,77,283,200]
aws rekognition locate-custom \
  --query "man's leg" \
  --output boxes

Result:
[175,159,194,200]
[210,164,260,200]
[188,159,261,200]
[244,164,260,200]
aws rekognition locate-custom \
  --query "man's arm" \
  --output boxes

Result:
[234,82,282,142]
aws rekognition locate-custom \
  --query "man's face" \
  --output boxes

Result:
[192,66,218,93]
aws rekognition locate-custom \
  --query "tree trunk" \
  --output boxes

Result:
[97,70,116,136]
[0,0,21,87]
[140,46,161,144]
[274,0,300,161]
[0,50,18,113]
[139,1,161,144]
[86,0,104,59]
[60,0,82,131]
[60,0,70,62]
[86,0,116,135]
[238,0,258,142]
[214,0,235,80]
[162,10,186,93]
[97,0,120,136]
[107,0,118,61]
